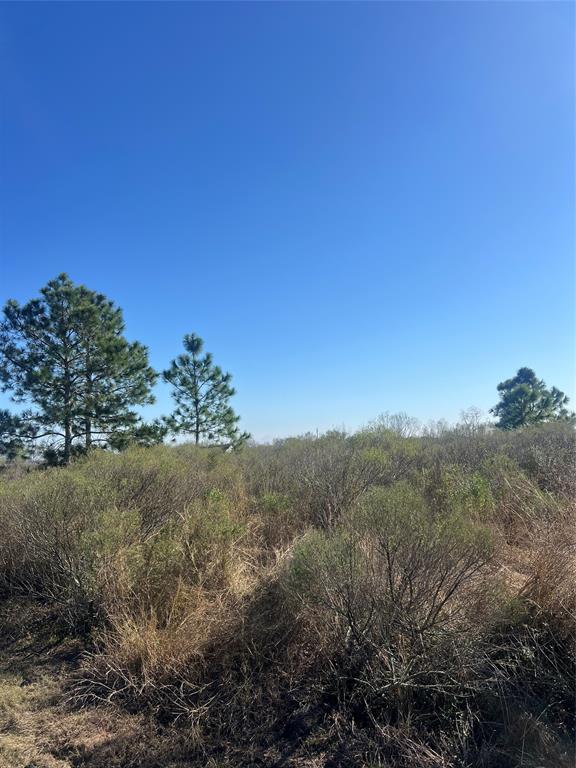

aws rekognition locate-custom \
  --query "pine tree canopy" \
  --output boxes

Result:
[163,333,250,447]
[0,273,157,463]
[490,367,575,430]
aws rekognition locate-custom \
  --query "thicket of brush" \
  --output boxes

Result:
[0,420,574,767]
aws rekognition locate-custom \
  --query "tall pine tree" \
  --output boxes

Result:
[163,333,249,447]
[0,274,157,462]
[490,367,575,429]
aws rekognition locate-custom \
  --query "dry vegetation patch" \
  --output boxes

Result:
[0,425,574,766]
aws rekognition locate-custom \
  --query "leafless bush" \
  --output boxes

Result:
[287,484,495,729]
[502,422,576,497]
[293,432,419,528]
[0,469,113,628]
[367,411,422,438]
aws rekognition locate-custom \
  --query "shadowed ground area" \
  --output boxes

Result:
[0,600,159,768]
[0,600,334,768]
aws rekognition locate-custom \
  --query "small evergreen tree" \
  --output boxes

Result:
[0,274,157,462]
[490,367,575,429]
[163,333,249,447]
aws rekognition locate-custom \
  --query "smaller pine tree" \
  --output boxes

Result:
[163,334,249,447]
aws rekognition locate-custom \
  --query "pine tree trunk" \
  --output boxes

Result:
[193,352,200,444]
[85,362,92,449]
[63,346,72,464]
[64,418,72,464]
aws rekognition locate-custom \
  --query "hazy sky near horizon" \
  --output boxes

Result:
[0,2,574,441]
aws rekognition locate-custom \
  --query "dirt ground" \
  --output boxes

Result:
[0,600,331,768]
[0,600,180,768]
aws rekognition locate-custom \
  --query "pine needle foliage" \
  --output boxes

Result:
[163,333,249,447]
[490,367,575,430]
[0,274,157,463]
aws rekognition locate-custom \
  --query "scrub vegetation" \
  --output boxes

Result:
[0,418,574,767]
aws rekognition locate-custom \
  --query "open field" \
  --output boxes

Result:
[0,422,574,767]
[2,4,573,766]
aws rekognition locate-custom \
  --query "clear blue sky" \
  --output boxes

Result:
[0,2,574,441]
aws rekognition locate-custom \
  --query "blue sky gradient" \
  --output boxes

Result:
[0,2,574,440]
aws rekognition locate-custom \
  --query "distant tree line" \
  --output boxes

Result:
[0,274,249,463]
[0,275,573,464]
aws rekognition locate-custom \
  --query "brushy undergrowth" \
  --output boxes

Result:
[0,422,574,766]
